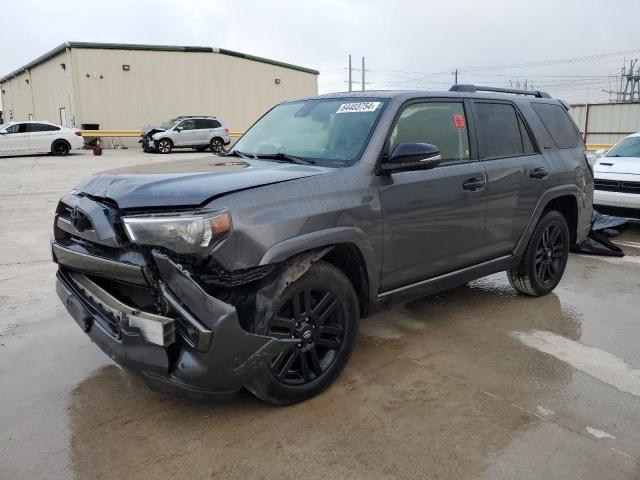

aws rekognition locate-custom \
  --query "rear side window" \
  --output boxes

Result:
[531,103,581,149]
[196,119,221,129]
[28,123,60,132]
[389,102,470,163]
[475,102,532,159]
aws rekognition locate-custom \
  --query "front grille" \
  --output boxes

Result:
[54,194,124,249]
[594,179,640,194]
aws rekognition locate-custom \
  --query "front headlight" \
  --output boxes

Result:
[122,209,232,254]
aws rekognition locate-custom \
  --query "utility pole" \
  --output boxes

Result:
[608,59,640,102]
[453,68,458,84]
[348,55,352,92]
[362,57,365,91]
[621,59,640,101]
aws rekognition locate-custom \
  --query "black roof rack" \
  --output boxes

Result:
[450,84,551,98]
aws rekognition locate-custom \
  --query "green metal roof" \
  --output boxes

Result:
[214,48,319,75]
[0,41,318,83]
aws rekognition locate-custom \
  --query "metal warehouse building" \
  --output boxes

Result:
[569,101,640,148]
[0,41,318,138]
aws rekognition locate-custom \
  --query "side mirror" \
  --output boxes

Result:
[175,127,182,132]
[381,143,441,173]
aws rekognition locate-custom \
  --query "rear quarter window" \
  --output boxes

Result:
[29,123,60,132]
[531,103,582,149]
[196,119,222,129]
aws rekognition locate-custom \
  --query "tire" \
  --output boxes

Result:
[51,140,70,156]
[245,260,359,405]
[209,137,224,153]
[157,139,173,154]
[507,210,570,296]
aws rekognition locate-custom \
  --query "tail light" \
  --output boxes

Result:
[224,128,229,133]
[74,131,82,136]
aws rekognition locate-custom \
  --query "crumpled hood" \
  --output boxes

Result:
[142,124,164,135]
[594,157,640,175]
[74,157,333,209]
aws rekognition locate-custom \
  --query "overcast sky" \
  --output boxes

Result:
[2,0,640,105]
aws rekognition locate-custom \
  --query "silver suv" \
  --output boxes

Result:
[142,116,230,154]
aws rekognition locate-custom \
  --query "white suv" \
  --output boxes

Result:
[142,116,231,154]
[593,132,640,219]
[0,121,84,157]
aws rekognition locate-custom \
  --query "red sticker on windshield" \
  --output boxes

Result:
[452,114,465,129]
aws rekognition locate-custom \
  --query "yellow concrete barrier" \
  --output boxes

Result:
[80,130,143,137]
[586,143,613,151]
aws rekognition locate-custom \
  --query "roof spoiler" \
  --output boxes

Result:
[450,84,552,99]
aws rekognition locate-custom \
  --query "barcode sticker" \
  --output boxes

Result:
[336,102,381,113]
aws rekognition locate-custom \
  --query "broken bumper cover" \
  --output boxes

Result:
[55,247,292,401]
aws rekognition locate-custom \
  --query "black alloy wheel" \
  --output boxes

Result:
[507,210,570,296]
[52,141,70,156]
[267,288,346,386]
[534,220,567,288]
[245,260,359,405]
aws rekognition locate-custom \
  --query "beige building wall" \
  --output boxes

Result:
[1,49,76,125]
[71,48,317,132]
[1,44,318,147]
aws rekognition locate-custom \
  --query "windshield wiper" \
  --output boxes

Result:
[223,150,254,159]
[254,152,316,165]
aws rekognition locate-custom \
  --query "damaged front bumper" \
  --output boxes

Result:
[54,247,293,401]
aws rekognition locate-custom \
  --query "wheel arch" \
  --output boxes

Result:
[258,227,378,317]
[514,185,580,258]
[544,195,579,246]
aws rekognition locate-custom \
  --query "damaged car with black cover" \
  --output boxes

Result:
[53,85,593,405]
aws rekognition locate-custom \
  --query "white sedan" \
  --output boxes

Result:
[0,121,84,157]
[593,132,640,219]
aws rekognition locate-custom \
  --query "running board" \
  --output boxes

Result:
[378,255,514,299]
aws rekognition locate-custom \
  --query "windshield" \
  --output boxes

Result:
[160,118,179,130]
[606,136,640,158]
[232,98,386,166]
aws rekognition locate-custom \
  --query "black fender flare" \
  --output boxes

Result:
[513,184,580,258]
[258,226,380,304]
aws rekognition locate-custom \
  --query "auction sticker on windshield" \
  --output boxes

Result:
[336,102,381,113]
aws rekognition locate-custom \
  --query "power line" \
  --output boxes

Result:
[456,48,640,72]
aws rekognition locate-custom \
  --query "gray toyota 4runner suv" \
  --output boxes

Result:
[53,85,593,405]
